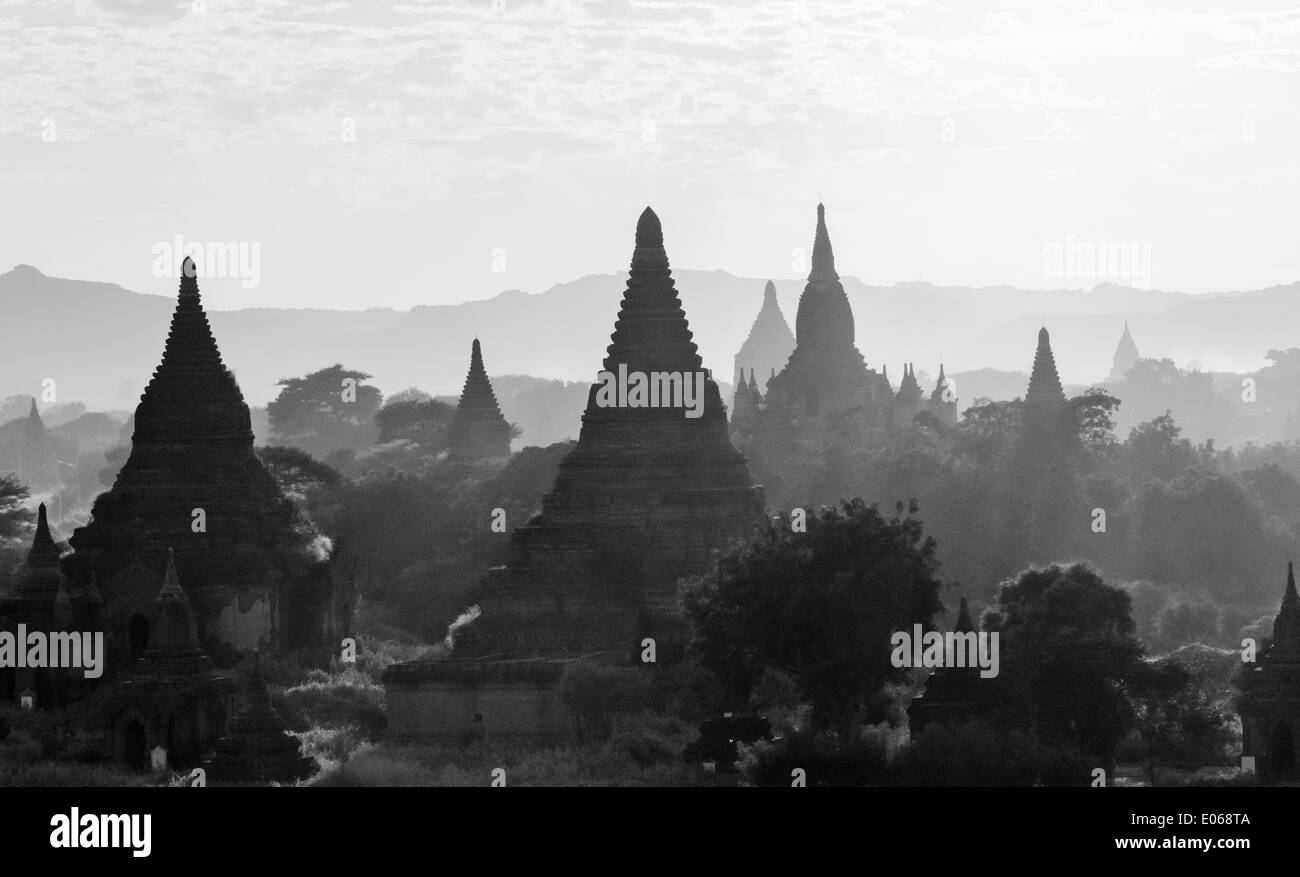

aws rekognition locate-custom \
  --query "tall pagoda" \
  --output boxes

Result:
[447,338,512,462]
[762,203,892,426]
[385,207,767,741]
[61,258,349,671]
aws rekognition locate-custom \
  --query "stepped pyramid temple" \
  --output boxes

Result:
[113,549,235,770]
[55,259,351,674]
[1240,564,1300,781]
[447,338,512,462]
[734,204,956,444]
[733,281,795,395]
[1108,321,1140,382]
[207,654,316,784]
[386,207,767,741]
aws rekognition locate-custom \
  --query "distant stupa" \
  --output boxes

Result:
[447,338,512,462]
[733,281,795,394]
[1108,321,1140,382]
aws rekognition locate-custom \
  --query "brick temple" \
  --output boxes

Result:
[57,258,352,670]
[385,207,768,741]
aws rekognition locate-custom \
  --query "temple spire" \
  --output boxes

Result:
[955,595,974,633]
[811,202,837,281]
[448,338,511,461]
[1026,326,1066,405]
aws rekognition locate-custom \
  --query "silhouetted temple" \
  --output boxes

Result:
[1108,321,1140,382]
[733,280,795,395]
[1018,326,1080,459]
[447,338,512,462]
[386,207,767,741]
[114,549,234,770]
[736,204,957,483]
[762,204,892,429]
[908,596,985,735]
[730,369,763,442]
[207,654,316,784]
[0,504,70,705]
[1240,563,1300,781]
[59,259,351,670]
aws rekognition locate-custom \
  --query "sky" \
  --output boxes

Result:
[2,0,1298,311]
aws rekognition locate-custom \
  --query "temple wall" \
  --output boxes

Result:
[213,591,274,653]
[386,678,574,742]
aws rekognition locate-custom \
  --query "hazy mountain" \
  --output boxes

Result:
[1,264,1290,428]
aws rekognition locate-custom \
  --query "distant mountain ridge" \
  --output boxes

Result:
[1,264,1290,418]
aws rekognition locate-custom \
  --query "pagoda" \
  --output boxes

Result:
[1107,321,1140,382]
[908,596,987,736]
[207,653,316,784]
[1240,564,1300,781]
[733,280,795,395]
[385,207,767,741]
[61,258,349,670]
[892,363,925,428]
[762,203,892,427]
[447,338,512,462]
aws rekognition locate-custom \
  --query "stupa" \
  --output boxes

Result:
[61,258,349,670]
[385,207,767,741]
[447,338,512,462]
[207,653,316,784]
[762,204,892,427]
[733,281,795,395]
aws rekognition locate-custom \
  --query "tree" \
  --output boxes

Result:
[1072,387,1121,456]
[373,397,456,452]
[1126,412,1197,481]
[982,562,1148,774]
[0,473,31,548]
[682,498,945,733]
[268,364,382,458]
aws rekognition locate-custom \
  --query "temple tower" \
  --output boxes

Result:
[733,281,795,395]
[207,653,316,784]
[762,204,891,427]
[1241,563,1300,781]
[447,338,512,462]
[929,363,958,427]
[385,207,768,741]
[1108,321,1140,382]
[892,363,925,429]
[908,596,986,735]
[61,259,348,669]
